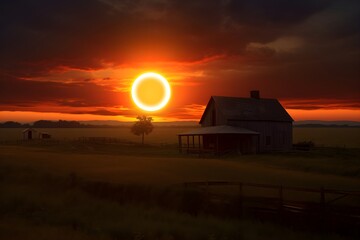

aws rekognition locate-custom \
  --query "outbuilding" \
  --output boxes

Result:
[22,128,37,140]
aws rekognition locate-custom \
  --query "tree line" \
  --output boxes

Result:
[0,120,101,128]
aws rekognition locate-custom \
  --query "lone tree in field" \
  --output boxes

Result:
[131,115,154,144]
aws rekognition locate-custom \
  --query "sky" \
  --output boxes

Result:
[0,0,359,122]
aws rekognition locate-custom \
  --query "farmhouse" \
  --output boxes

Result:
[178,91,293,154]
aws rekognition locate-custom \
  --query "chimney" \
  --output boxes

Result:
[250,90,260,99]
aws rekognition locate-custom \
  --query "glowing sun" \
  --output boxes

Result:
[131,72,171,112]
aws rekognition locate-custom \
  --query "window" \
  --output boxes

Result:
[266,136,271,146]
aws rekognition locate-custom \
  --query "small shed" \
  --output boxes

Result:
[22,128,51,140]
[39,132,51,139]
[22,128,37,140]
[178,125,259,154]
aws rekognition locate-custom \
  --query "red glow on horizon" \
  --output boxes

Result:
[1,107,359,123]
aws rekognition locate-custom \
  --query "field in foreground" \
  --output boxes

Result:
[0,141,360,239]
[1,143,360,188]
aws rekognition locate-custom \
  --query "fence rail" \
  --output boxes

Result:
[182,180,360,233]
[184,181,360,197]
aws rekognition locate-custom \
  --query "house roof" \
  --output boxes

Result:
[200,96,293,123]
[22,128,37,133]
[178,125,259,136]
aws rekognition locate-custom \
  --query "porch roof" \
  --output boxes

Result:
[178,125,259,136]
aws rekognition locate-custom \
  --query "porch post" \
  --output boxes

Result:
[216,134,219,154]
[187,136,189,152]
[198,135,201,150]
[178,135,182,153]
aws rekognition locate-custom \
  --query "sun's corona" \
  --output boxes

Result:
[131,72,171,112]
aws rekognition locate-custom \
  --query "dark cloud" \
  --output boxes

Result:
[0,0,344,72]
[0,76,127,107]
[228,0,331,24]
[0,0,359,116]
[71,108,132,116]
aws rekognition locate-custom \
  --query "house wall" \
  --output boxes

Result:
[200,100,227,127]
[202,134,258,154]
[227,120,292,152]
[200,100,293,152]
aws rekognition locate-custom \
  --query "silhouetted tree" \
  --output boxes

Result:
[131,116,154,144]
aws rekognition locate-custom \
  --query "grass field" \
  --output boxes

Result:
[1,127,360,147]
[293,128,360,148]
[1,144,359,189]
[0,127,197,144]
[1,127,359,239]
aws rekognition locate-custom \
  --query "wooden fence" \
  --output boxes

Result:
[182,181,360,233]
[78,137,126,143]
[184,181,360,197]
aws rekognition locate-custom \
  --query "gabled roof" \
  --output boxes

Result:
[22,128,37,133]
[178,125,259,136]
[200,96,293,123]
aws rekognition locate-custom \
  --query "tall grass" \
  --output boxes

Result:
[1,143,360,190]
[0,163,349,240]
[1,128,359,239]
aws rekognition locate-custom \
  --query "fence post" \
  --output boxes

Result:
[279,185,283,216]
[239,183,243,217]
[178,135,182,153]
[198,135,201,157]
[187,136,189,153]
[320,187,325,206]
[320,187,327,230]
[205,181,209,198]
